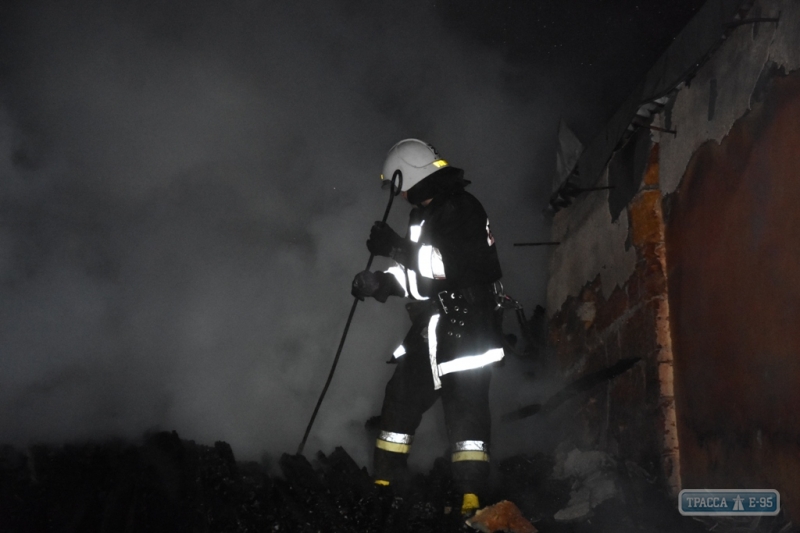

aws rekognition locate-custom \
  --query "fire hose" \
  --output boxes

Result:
[297,170,403,455]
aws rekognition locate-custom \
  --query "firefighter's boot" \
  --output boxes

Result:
[461,493,480,517]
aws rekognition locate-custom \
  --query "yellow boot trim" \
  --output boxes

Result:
[376,431,413,454]
[376,439,411,453]
[461,493,480,515]
[374,479,390,487]
[452,450,489,462]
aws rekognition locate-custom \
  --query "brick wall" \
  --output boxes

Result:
[549,144,680,494]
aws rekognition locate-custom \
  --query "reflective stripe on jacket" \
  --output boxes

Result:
[386,172,504,388]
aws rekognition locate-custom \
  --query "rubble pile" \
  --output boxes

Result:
[467,500,538,533]
[0,431,469,532]
[0,431,789,532]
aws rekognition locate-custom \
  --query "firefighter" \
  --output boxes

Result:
[351,139,504,516]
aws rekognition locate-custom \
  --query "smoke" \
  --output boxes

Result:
[0,0,558,467]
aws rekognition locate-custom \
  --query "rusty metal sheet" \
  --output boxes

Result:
[666,69,800,521]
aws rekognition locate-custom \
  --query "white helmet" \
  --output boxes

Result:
[381,139,449,192]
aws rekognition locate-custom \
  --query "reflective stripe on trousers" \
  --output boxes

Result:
[375,430,414,454]
[451,440,489,462]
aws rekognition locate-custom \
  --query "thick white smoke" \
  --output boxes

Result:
[0,0,558,469]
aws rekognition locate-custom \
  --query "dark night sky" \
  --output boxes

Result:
[0,0,704,467]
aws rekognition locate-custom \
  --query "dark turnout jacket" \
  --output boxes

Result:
[385,167,504,388]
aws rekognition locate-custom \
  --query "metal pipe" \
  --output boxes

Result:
[297,170,403,455]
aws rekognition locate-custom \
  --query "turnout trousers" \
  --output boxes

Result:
[373,345,492,495]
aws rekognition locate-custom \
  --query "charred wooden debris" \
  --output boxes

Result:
[0,430,792,532]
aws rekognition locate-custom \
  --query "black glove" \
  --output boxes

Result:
[352,270,381,301]
[351,270,405,303]
[367,222,405,259]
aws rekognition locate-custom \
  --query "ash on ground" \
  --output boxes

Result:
[0,431,793,532]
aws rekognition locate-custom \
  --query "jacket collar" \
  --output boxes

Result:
[406,166,470,207]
